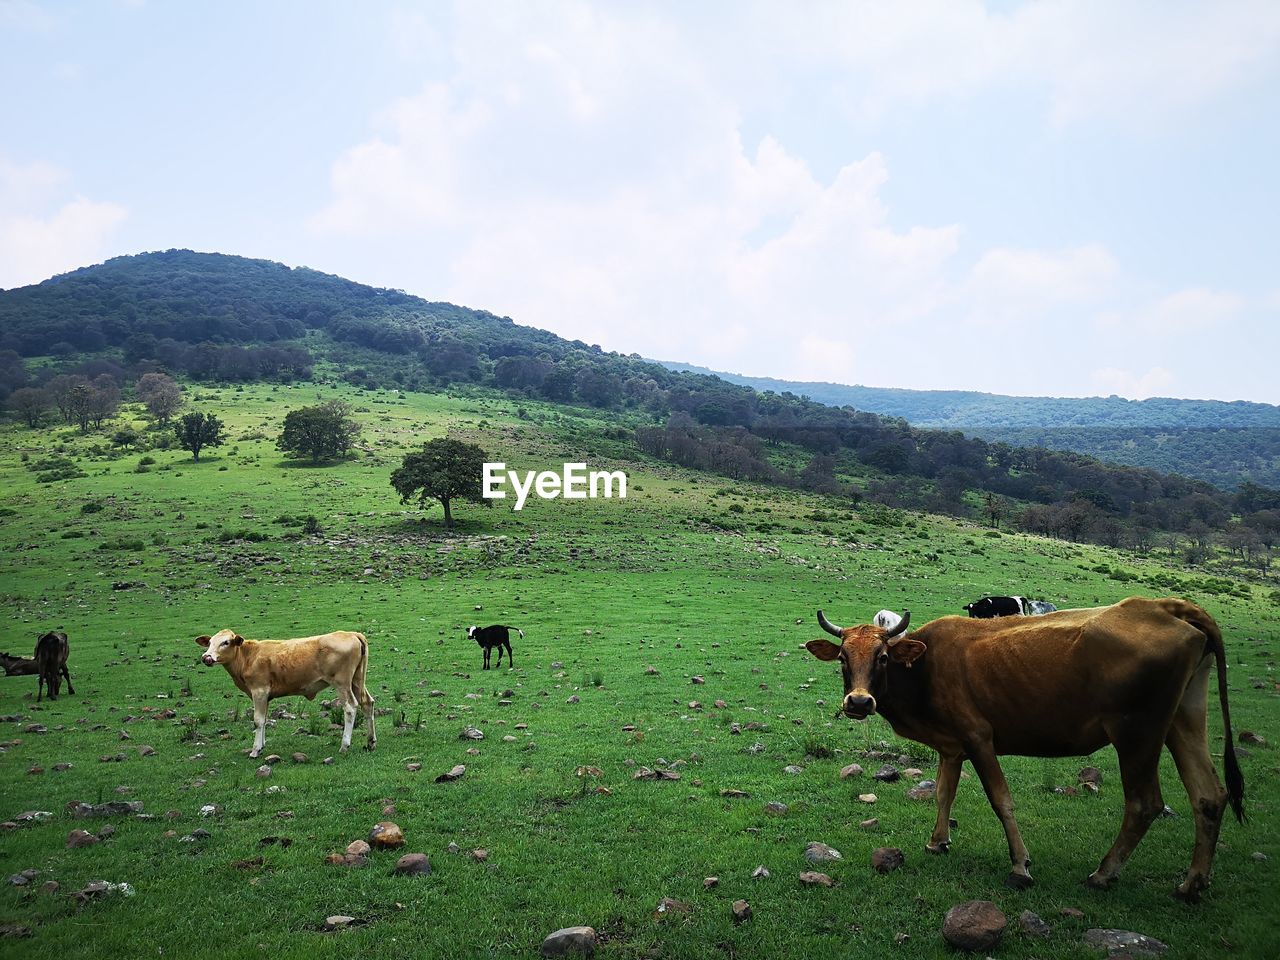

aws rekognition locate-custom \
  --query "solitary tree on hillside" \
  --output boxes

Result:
[175,410,225,462]
[390,437,489,530]
[277,401,362,464]
[136,372,184,425]
[8,387,50,428]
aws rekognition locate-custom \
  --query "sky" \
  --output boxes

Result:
[2,1,1278,403]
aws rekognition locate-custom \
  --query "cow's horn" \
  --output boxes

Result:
[884,610,911,640]
[816,610,843,638]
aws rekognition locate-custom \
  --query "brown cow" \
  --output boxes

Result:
[805,597,1244,902]
[195,628,376,758]
[1,652,39,676]
[35,631,74,701]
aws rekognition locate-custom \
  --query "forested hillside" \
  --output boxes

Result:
[663,362,1280,489]
[2,250,1278,565]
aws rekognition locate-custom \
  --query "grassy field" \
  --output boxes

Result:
[1,382,1276,959]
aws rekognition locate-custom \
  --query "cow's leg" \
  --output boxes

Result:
[36,671,44,703]
[1165,666,1228,903]
[249,691,269,758]
[505,641,513,667]
[338,686,357,753]
[495,643,504,668]
[61,664,74,695]
[482,647,490,670]
[966,742,1034,888]
[926,753,963,854]
[1087,736,1165,891]
[361,686,377,751]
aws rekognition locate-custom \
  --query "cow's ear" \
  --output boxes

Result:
[231,634,245,646]
[194,636,212,648]
[890,639,927,667]
[805,638,842,662]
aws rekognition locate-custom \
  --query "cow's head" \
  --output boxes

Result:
[804,609,925,719]
[466,626,478,641]
[195,629,244,666]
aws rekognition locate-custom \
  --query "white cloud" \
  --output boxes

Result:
[1096,287,1244,335]
[967,244,1119,325]
[1091,365,1175,400]
[0,158,127,289]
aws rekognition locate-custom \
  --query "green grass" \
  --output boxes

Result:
[0,382,1276,959]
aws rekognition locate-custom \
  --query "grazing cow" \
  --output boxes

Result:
[195,628,376,758]
[1,652,39,676]
[34,631,74,702]
[467,624,522,669]
[1024,599,1058,616]
[963,595,1025,618]
[805,597,1243,901]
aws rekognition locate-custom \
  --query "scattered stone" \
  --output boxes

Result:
[907,780,937,801]
[369,822,405,849]
[97,824,116,839]
[1060,907,1085,920]
[1239,731,1266,746]
[804,842,842,863]
[1078,767,1103,786]
[752,865,770,879]
[0,923,32,938]
[942,900,1007,952]
[703,876,719,889]
[873,765,901,783]
[382,804,396,817]
[11,811,51,825]
[654,897,692,918]
[69,801,143,818]
[871,847,904,873]
[324,916,356,930]
[406,762,422,772]
[731,899,752,923]
[691,676,705,685]
[1019,910,1052,939]
[41,881,59,895]
[233,856,265,870]
[27,766,43,775]
[719,788,750,798]
[540,926,597,957]
[471,848,488,862]
[763,801,788,815]
[894,932,910,945]
[67,830,100,849]
[461,726,484,740]
[435,765,466,783]
[783,764,803,775]
[256,764,273,778]
[393,853,431,875]
[1252,851,1269,862]
[1082,928,1168,956]
[53,763,73,772]
[633,767,680,781]
[566,695,580,704]
[346,840,371,857]
[714,699,727,709]
[902,767,924,778]
[199,804,221,818]
[290,752,308,763]
[139,745,157,757]
[860,818,879,829]
[858,793,878,804]
[799,871,835,887]
[840,763,864,779]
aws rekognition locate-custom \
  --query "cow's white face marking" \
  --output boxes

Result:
[196,629,242,666]
[466,626,477,639]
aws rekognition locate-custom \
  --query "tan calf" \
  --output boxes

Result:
[195,628,376,758]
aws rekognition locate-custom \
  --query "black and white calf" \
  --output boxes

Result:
[963,596,1026,618]
[467,624,523,669]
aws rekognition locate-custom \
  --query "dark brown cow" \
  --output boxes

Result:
[1,652,39,676]
[35,631,74,702]
[805,597,1243,902]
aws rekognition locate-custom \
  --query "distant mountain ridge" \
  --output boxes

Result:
[658,362,1280,490]
[657,362,1280,429]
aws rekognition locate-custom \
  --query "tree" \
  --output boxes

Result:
[277,401,361,464]
[136,372,184,425]
[8,387,49,428]
[390,438,489,530]
[87,375,121,428]
[175,410,225,462]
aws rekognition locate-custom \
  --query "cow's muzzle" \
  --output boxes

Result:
[842,693,876,720]
[201,654,216,666]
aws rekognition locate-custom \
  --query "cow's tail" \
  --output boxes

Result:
[516,628,524,640]
[1163,598,1245,824]
[353,633,373,707]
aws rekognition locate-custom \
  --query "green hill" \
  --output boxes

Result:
[660,362,1280,489]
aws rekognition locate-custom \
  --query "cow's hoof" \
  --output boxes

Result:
[364,741,376,752]
[1085,871,1115,891]
[249,750,261,759]
[1004,872,1034,890]
[925,841,950,855]
[339,745,350,754]
[1172,881,1204,905]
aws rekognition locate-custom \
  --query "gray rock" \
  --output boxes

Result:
[839,763,863,779]
[907,779,937,800]
[324,915,356,930]
[731,899,752,923]
[1019,910,1052,938]
[393,853,431,875]
[798,871,835,887]
[1082,928,1168,956]
[873,764,900,783]
[804,841,842,863]
[1078,766,1104,786]
[763,802,788,815]
[942,900,1007,952]
[541,926,596,957]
